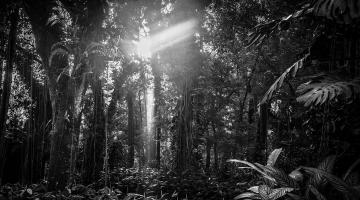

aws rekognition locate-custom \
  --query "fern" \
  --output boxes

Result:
[296,78,360,107]
[261,54,309,104]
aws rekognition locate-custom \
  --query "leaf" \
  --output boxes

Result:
[228,159,276,182]
[234,192,261,200]
[287,193,302,200]
[261,54,309,104]
[302,167,360,199]
[262,165,298,188]
[343,158,360,181]
[296,78,360,107]
[311,155,337,186]
[49,48,69,67]
[268,187,294,200]
[308,185,327,200]
[248,186,260,193]
[259,185,272,199]
[313,0,360,24]
[267,148,282,167]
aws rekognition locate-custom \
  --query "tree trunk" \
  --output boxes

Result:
[211,123,218,171]
[0,8,18,184]
[24,0,107,189]
[205,133,211,172]
[127,91,135,168]
[248,98,255,124]
[14,49,52,184]
[255,103,268,163]
[83,75,105,184]
[151,56,162,168]
[175,80,193,174]
[137,91,144,169]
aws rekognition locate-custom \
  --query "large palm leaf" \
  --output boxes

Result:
[296,78,360,107]
[261,54,309,104]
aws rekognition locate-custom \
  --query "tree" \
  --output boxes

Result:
[0,7,18,184]
[24,0,108,189]
[127,91,135,168]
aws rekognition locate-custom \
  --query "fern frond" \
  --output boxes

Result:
[261,54,309,104]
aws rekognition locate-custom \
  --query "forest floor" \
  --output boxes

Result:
[0,168,255,200]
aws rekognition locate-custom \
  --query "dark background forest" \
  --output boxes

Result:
[0,0,360,199]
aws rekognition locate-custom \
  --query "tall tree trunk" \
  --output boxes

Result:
[137,91,145,169]
[151,56,162,169]
[248,98,255,124]
[205,132,211,172]
[212,123,218,171]
[175,80,193,174]
[255,103,268,163]
[0,8,18,184]
[127,91,135,168]
[24,0,107,189]
[14,49,52,183]
[83,75,105,184]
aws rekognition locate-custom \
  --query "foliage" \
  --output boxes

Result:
[296,77,360,107]
[0,168,251,200]
[229,148,360,200]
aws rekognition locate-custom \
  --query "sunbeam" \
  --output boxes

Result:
[136,18,198,58]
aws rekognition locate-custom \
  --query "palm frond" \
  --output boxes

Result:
[296,78,360,107]
[313,0,360,24]
[245,4,312,47]
[261,54,309,104]
[302,167,360,200]
[343,158,360,181]
[49,42,73,67]
[85,42,105,56]
[310,155,337,187]
[308,185,327,200]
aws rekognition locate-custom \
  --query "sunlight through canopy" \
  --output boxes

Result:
[136,19,198,58]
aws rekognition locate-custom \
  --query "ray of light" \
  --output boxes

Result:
[136,18,198,58]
